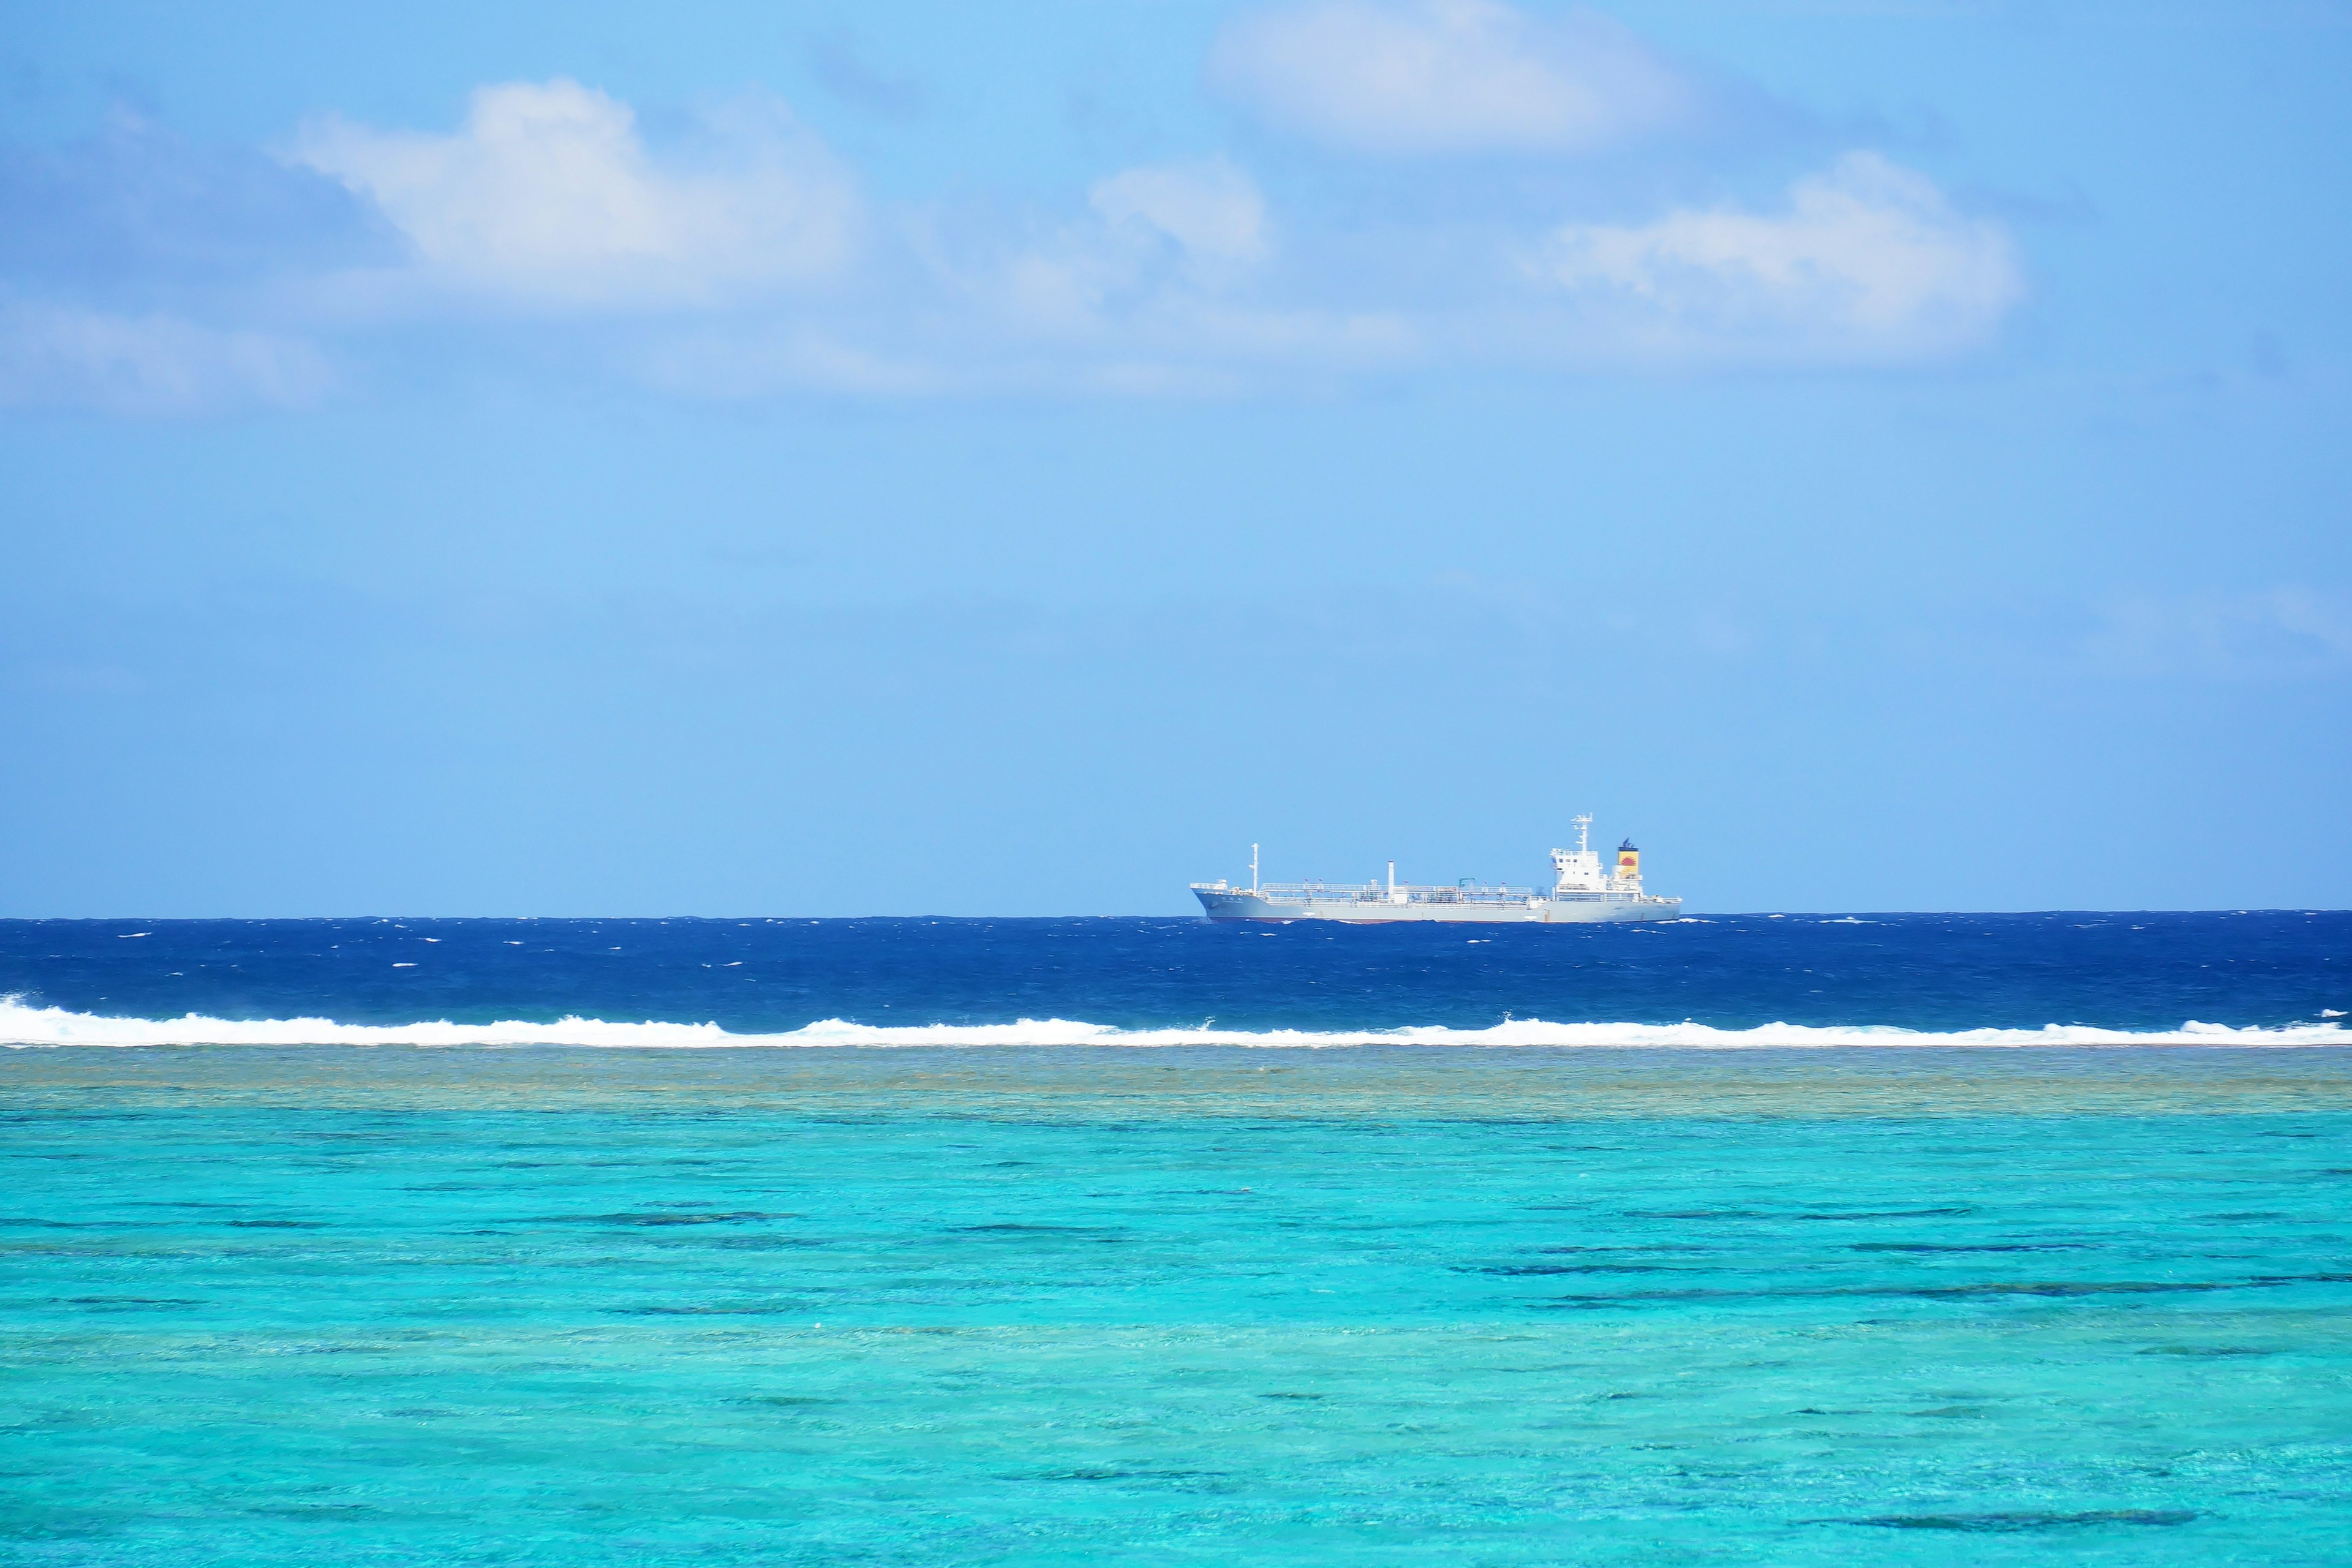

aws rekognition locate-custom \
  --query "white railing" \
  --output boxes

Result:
[1194,879,1672,905]
[1249,881,1537,905]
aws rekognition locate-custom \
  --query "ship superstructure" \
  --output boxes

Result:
[1190,817,1681,924]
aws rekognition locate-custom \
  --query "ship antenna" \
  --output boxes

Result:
[1251,842,1260,894]
[1574,813,1591,854]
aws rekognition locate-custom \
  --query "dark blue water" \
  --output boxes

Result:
[2,911,2345,1035]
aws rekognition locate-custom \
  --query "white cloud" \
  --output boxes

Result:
[288,79,858,307]
[646,156,1403,399]
[1537,153,2023,360]
[4,77,2030,408]
[0,295,329,415]
[1088,159,1270,270]
[1209,0,1695,154]
[912,158,1278,342]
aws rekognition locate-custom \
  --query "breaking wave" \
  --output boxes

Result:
[1,998,2343,1049]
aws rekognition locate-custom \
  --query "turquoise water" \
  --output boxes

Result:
[5,1044,2349,1565]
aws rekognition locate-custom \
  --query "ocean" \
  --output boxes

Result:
[2,912,2347,1564]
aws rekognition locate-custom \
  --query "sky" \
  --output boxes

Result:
[2,0,2347,916]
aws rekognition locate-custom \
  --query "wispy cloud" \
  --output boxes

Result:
[1535,152,2023,361]
[1209,0,1697,154]
[2083,589,2352,679]
[652,156,1406,398]
[288,79,859,307]
[0,293,330,415]
[807,31,929,120]
[1090,158,1271,272]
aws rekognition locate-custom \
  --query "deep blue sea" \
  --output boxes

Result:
[3,913,2348,1565]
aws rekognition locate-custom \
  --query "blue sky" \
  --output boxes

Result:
[2,0,2346,915]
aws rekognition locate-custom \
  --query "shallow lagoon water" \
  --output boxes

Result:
[6,1044,2350,1566]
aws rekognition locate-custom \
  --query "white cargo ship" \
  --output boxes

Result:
[1191,816,1681,924]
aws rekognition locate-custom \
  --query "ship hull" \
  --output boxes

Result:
[1194,889,1681,924]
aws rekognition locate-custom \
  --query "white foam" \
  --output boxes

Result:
[0,998,2342,1050]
